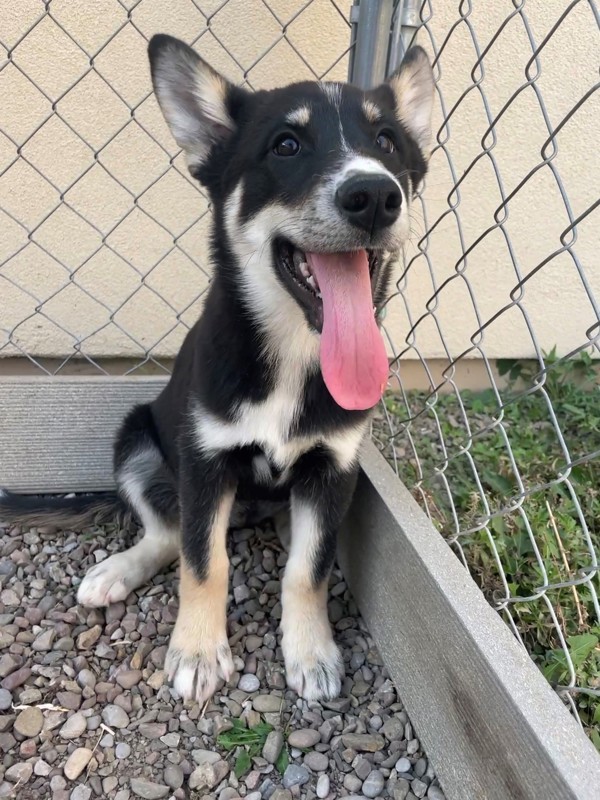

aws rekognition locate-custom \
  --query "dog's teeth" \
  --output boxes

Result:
[316,291,322,300]
[299,262,310,278]
[306,275,317,290]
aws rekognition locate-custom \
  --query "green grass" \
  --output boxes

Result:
[217,718,289,778]
[374,350,600,746]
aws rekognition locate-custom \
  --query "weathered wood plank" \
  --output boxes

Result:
[339,442,600,800]
[0,377,167,492]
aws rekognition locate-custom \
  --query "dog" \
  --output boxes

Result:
[0,34,433,703]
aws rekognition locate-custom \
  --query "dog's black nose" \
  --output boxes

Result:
[336,173,402,233]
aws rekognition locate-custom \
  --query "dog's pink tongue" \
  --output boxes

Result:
[306,250,388,410]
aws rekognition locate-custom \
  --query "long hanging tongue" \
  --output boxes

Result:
[305,250,388,411]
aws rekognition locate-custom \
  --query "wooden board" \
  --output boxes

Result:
[339,442,600,800]
[0,377,167,492]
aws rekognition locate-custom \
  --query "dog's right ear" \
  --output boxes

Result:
[148,34,242,169]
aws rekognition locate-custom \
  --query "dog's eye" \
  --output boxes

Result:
[273,135,301,157]
[376,132,395,154]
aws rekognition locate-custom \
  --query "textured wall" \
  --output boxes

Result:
[0,0,597,367]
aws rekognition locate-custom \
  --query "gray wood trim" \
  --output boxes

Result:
[339,441,600,800]
[0,376,167,492]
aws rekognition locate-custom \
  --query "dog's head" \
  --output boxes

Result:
[149,35,434,411]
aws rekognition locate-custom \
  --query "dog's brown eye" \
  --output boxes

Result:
[273,135,300,157]
[376,133,395,153]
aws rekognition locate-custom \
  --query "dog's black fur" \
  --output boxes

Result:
[0,36,434,702]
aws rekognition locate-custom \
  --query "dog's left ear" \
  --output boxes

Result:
[387,46,434,157]
[148,34,243,169]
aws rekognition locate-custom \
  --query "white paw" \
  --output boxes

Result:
[77,553,134,607]
[166,638,234,704]
[282,626,344,701]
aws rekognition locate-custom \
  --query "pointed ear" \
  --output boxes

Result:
[148,34,241,169]
[387,46,434,157]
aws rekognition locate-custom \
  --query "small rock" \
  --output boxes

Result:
[288,729,320,749]
[252,694,283,713]
[412,778,428,798]
[116,670,142,689]
[0,689,11,711]
[282,764,310,789]
[64,747,93,780]
[70,786,92,800]
[363,770,385,798]
[76,625,102,650]
[382,717,405,741]
[1,666,31,691]
[262,730,284,764]
[316,774,330,799]
[6,762,33,783]
[189,763,218,791]
[160,732,180,748]
[427,787,445,800]
[164,764,184,790]
[271,791,292,800]
[238,674,260,693]
[34,759,52,776]
[393,779,411,800]
[59,713,87,739]
[14,706,43,738]
[115,742,131,759]
[191,749,221,766]
[304,751,328,772]
[245,635,263,652]
[130,778,170,799]
[32,628,56,651]
[395,757,412,774]
[342,733,385,752]
[102,704,129,729]
[139,722,166,739]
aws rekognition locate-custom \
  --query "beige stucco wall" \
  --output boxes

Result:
[0,0,597,367]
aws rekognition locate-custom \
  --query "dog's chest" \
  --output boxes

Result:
[193,383,366,477]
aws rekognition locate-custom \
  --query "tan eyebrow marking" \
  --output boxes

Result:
[363,99,382,124]
[285,105,311,126]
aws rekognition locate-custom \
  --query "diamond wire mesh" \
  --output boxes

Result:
[373,0,600,735]
[0,0,352,376]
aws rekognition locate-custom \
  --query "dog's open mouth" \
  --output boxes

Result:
[274,239,389,411]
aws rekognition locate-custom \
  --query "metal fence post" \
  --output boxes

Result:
[348,0,395,88]
[388,0,421,74]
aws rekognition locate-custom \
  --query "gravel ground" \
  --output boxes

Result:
[0,518,446,800]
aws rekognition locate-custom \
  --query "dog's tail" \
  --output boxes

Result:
[0,488,131,530]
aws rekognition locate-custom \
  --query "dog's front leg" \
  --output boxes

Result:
[166,449,236,704]
[282,458,358,701]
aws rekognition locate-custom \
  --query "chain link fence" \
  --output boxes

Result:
[0,0,351,375]
[371,0,600,740]
[1,0,599,744]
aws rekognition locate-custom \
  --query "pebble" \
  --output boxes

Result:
[282,764,310,789]
[316,774,330,799]
[0,689,11,711]
[427,787,446,800]
[287,728,320,749]
[76,625,102,650]
[238,673,260,692]
[342,733,385,752]
[14,706,43,738]
[262,729,284,764]
[396,757,412,773]
[116,742,131,759]
[102,704,129,728]
[59,713,87,739]
[189,763,218,791]
[252,694,283,713]
[363,770,385,798]
[64,747,93,780]
[304,750,328,771]
[130,778,170,799]
[164,764,184,790]
[70,786,92,800]
[6,762,33,783]
[116,669,142,688]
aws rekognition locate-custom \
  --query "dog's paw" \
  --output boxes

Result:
[282,626,344,701]
[77,554,133,607]
[166,629,234,704]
